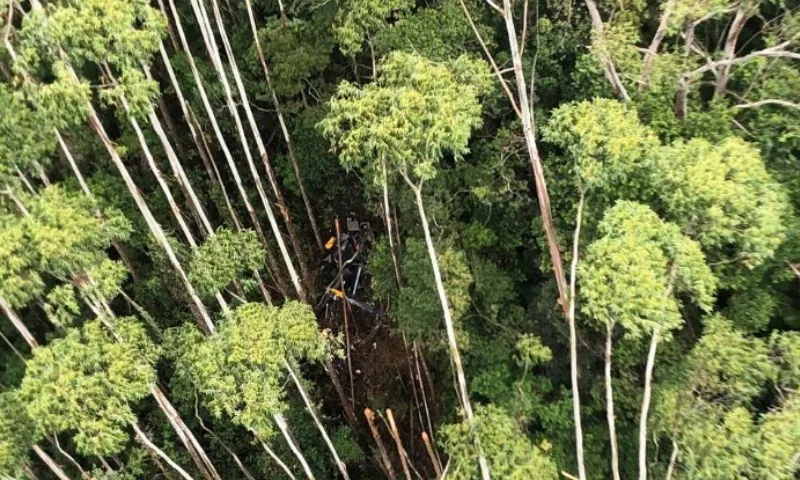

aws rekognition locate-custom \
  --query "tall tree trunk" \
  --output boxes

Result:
[150,386,222,480]
[273,413,316,480]
[31,445,71,480]
[382,162,402,287]
[665,440,679,480]
[84,104,215,334]
[187,0,307,300]
[500,0,568,314]
[640,0,675,88]
[284,359,351,480]
[132,424,195,480]
[243,0,323,251]
[160,2,290,296]
[605,323,621,480]
[117,92,230,316]
[638,266,678,480]
[715,9,748,97]
[567,191,587,480]
[674,19,696,119]
[258,438,297,480]
[0,296,38,349]
[638,325,661,480]
[403,177,490,480]
[583,0,631,101]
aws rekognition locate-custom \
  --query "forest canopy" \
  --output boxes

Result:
[1,0,799,479]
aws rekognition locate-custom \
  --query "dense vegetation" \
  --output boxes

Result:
[1,0,799,478]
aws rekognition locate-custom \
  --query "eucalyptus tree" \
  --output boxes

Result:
[321,51,493,479]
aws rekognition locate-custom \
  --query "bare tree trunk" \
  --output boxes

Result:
[32,445,71,480]
[258,438,297,480]
[323,358,358,428]
[132,424,195,480]
[273,413,316,480]
[638,325,660,480]
[715,9,748,97]
[567,191,587,480]
[191,0,308,298]
[385,410,411,480]
[421,432,443,478]
[640,0,675,87]
[159,4,290,296]
[84,105,215,333]
[185,0,306,301]
[284,359,351,480]
[403,177,490,480]
[665,440,679,480]
[55,130,140,281]
[243,0,323,251]
[605,323,621,480]
[0,296,38,349]
[150,386,222,480]
[500,0,569,314]
[382,162,402,287]
[638,267,677,480]
[674,19,696,119]
[116,91,230,316]
[365,409,397,480]
[583,0,631,101]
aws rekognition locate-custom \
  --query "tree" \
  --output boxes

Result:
[321,50,493,480]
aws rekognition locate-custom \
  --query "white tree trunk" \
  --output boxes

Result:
[186,0,306,301]
[406,180,490,480]
[160,3,289,295]
[567,192,587,480]
[605,323,621,480]
[0,296,38,349]
[31,445,71,480]
[132,424,195,480]
[258,438,297,480]
[638,325,661,480]
[500,0,569,313]
[243,0,323,250]
[284,359,350,480]
[273,413,316,480]
[382,162,402,287]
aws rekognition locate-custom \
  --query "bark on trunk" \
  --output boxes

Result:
[258,438,297,480]
[405,179,490,480]
[605,323,621,480]
[273,413,316,480]
[665,440,679,480]
[640,0,675,88]
[567,191,587,480]
[159,4,290,296]
[132,424,195,480]
[32,444,71,480]
[244,0,323,251]
[284,359,351,480]
[0,296,38,349]
[365,409,397,480]
[150,386,222,480]
[638,325,661,480]
[85,105,215,333]
[382,162,402,287]
[583,0,631,101]
[715,9,748,97]
[500,0,569,314]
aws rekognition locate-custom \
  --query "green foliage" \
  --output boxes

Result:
[648,138,789,273]
[333,0,414,55]
[43,284,81,328]
[258,17,333,99]
[0,392,36,477]
[320,51,491,182]
[188,229,265,297]
[440,404,558,479]
[580,201,716,337]
[388,238,473,347]
[543,99,658,191]
[19,318,158,456]
[167,302,325,439]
